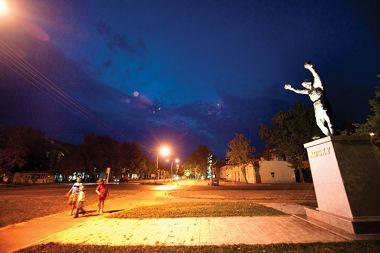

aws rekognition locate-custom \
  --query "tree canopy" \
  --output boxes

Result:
[367,86,380,137]
[226,134,255,165]
[183,145,213,178]
[259,102,320,182]
[226,133,256,183]
[0,128,154,181]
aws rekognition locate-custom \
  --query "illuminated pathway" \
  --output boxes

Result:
[0,184,348,252]
[42,216,345,246]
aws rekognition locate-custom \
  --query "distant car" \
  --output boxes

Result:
[211,178,219,186]
[113,178,120,183]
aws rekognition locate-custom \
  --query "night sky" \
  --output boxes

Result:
[0,0,379,158]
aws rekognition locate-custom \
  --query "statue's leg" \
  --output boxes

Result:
[314,104,331,136]
[316,119,329,136]
[323,114,334,135]
[318,109,333,135]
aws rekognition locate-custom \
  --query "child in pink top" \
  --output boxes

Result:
[95,178,109,214]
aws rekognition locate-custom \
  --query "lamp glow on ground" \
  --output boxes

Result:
[154,185,178,191]
[0,0,9,16]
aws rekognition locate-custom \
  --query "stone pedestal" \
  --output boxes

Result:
[304,136,380,234]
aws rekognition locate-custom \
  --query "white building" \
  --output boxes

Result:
[12,172,55,184]
[220,159,296,184]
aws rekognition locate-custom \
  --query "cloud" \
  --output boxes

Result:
[0,27,156,143]
[94,20,146,55]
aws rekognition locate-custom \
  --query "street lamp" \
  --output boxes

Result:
[369,132,375,145]
[156,146,170,181]
[170,158,180,181]
[0,0,9,16]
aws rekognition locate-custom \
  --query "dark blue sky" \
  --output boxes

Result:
[0,0,379,158]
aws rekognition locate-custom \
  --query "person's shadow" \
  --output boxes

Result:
[80,209,124,217]
[106,209,123,214]
[79,210,97,217]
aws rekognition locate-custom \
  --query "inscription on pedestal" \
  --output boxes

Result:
[309,147,331,159]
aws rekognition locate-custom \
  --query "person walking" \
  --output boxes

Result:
[95,178,109,214]
[66,177,82,216]
[74,185,86,218]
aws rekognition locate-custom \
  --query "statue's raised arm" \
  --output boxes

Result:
[304,62,323,90]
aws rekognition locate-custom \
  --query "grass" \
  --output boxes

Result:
[300,202,318,208]
[0,185,94,227]
[16,241,380,253]
[0,184,134,228]
[110,202,285,219]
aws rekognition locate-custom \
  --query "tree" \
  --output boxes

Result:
[341,85,380,155]
[0,128,28,174]
[21,128,53,171]
[59,145,86,177]
[0,128,55,173]
[121,142,147,177]
[184,145,212,178]
[352,86,380,154]
[259,102,320,183]
[81,134,122,177]
[226,133,256,183]
[367,86,380,137]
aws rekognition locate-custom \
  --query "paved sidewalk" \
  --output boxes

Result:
[0,191,168,253]
[1,190,348,252]
[42,216,346,246]
[259,202,307,215]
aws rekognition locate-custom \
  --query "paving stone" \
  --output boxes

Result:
[42,216,346,246]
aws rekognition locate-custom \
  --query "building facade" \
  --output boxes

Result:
[220,159,296,184]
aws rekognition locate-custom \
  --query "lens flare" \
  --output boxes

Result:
[160,146,170,157]
[0,0,9,16]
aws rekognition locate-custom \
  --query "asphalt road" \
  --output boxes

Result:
[0,180,316,200]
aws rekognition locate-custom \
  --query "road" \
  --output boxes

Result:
[0,181,316,229]
[0,180,315,200]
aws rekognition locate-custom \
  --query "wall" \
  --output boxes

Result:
[220,161,296,184]
[259,160,296,183]
[12,172,55,184]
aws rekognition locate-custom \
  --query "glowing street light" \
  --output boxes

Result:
[0,0,9,16]
[156,146,170,181]
[160,146,170,157]
[369,132,375,145]
[170,158,180,181]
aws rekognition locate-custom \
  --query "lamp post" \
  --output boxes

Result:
[169,158,180,181]
[156,146,170,181]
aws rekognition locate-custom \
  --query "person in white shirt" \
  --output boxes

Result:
[66,177,82,216]
[74,185,86,218]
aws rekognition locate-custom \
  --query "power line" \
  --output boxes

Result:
[0,40,127,140]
